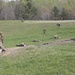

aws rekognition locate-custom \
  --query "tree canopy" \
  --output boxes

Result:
[0,0,75,20]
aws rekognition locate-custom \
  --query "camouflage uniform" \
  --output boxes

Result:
[0,32,5,52]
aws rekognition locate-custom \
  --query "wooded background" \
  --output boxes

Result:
[0,0,75,20]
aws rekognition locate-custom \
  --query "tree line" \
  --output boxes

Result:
[0,0,75,20]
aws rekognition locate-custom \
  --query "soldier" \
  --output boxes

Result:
[43,29,46,34]
[0,32,5,52]
[20,18,24,22]
[56,23,60,27]
[53,35,59,39]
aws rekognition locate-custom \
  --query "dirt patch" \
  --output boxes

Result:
[43,38,75,45]
[0,45,35,56]
[0,38,75,56]
[0,47,24,56]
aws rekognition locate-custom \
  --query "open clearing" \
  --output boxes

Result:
[0,38,75,57]
[0,20,75,75]
[0,38,74,56]
[24,20,75,23]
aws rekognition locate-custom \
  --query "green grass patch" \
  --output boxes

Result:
[0,20,75,75]
[0,43,75,75]
[0,20,75,47]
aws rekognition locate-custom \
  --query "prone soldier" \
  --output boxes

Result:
[56,23,60,27]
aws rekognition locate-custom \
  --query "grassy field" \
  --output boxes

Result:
[0,20,75,47]
[0,20,75,75]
